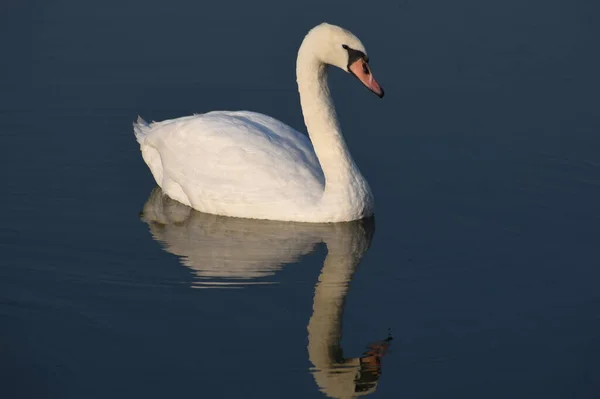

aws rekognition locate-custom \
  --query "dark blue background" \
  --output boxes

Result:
[1,0,599,397]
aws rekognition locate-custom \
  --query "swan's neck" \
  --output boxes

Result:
[296,44,372,217]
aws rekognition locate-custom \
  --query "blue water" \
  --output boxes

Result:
[2,0,599,397]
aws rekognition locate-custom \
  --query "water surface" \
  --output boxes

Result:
[1,0,599,398]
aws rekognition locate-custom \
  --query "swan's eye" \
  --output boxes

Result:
[362,63,370,75]
[342,44,349,50]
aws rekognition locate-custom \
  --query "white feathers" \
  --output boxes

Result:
[135,111,327,219]
[133,115,151,144]
[134,23,375,222]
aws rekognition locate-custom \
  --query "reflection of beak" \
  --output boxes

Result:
[349,59,384,98]
[355,337,391,389]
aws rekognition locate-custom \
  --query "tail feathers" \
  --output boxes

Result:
[133,115,151,144]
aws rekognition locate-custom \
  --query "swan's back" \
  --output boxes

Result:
[134,111,326,221]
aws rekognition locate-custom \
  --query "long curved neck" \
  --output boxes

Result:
[296,43,364,198]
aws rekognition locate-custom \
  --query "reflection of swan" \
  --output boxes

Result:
[307,210,391,399]
[134,23,384,223]
[142,187,333,286]
[140,188,390,396]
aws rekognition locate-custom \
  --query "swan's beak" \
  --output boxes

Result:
[349,59,384,98]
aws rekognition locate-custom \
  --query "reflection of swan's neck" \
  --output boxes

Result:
[296,36,371,215]
[307,245,359,366]
[307,224,371,399]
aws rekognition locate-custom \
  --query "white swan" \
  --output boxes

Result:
[134,23,384,223]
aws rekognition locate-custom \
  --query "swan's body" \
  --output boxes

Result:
[134,23,384,223]
[134,111,329,221]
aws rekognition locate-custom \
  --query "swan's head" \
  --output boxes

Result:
[303,23,384,98]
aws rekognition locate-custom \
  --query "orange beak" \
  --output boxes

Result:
[349,59,384,98]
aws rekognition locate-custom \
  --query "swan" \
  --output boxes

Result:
[134,23,384,223]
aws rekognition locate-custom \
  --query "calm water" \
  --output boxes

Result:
[2,0,600,397]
